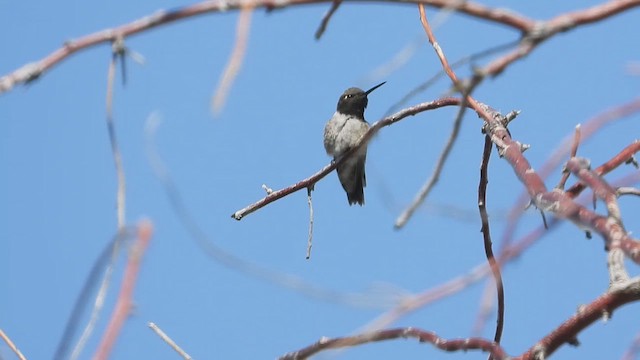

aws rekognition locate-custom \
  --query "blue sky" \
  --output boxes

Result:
[1,1,639,359]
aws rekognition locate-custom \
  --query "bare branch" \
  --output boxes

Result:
[556,124,582,190]
[279,327,509,360]
[148,322,193,360]
[567,140,640,198]
[231,97,465,220]
[105,44,127,230]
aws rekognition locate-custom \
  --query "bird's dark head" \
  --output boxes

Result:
[336,82,385,118]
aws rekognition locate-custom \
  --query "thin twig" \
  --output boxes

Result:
[67,43,129,360]
[417,4,490,121]
[212,5,253,114]
[148,322,193,360]
[314,0,342,39]
[306,187,314,259]
[384,39,519,117]
[393,101,465,228]
[478,135,504,350]
[567,140,640,198]
[395,4,490,229]
[94,220,153,360]
[106,41,127,230]
[556,124,582,190]
[0,329,27,360]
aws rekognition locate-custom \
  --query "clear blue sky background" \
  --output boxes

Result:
[1,1,639,359]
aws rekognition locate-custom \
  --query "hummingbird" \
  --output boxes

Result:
[323,82,385,205]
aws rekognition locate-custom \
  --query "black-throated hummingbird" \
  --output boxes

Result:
[323,82,385,205]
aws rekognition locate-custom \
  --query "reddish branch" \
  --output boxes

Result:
[0,0,530,94]
[93,220,153,360]
[555,125,581,190]
[480,0,640,76]
[3,0,640,93]
[418,2,640,265]
[499,98,640,260]
[566,140,640,198]
[565,157,622,222]
[412,6,640,359]
[278,327,509,360]
[231,97,465,220]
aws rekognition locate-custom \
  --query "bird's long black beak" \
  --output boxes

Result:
[365,81,386,95]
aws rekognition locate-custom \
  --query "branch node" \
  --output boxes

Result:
[262,184,274,195]
[504,109,521,124]
[17,62,43,84]
[532,343,547,360]
[625,155,639,168]
[567,336,580,347]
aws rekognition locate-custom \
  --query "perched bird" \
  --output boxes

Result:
[323,82,385,205]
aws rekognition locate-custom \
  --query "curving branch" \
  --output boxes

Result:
[0,0,533,95]
[478,135,505,349]
[231,97,466,220]
[281,277,640,360]
[279,327,509,360]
